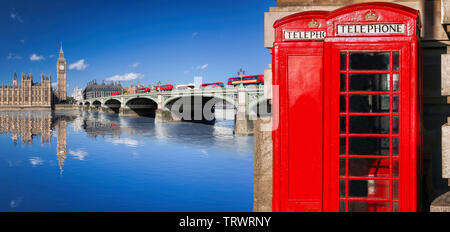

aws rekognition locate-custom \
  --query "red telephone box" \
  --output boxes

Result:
[272,2,422,212]
[272,11,328,212]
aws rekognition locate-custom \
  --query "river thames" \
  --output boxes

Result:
[0,110,254,212]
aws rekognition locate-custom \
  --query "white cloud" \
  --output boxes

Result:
[10,9,23,23]
[10,197,23,209]
[69,59,88,71]
[129,62,140,68]
[197,64,208,70]
[69,149,88,160]
[106,137,140,147]
[7,53,21,60]
[30,53,45,61]
[29,157,43,166]
[183,70,189,75]
[51,82,57,89]
[192,32,199,38]
[49,54,55,58]
[19,39,24,44]
[106,72,144,81]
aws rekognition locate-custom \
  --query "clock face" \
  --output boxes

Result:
[59,65,64,70]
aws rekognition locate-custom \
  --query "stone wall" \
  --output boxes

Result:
[253,117,273,212]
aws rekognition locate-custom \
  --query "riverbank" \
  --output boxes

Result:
[0,104,79,111]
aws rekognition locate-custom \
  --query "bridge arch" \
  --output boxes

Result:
[92,100,102,107]
[124,96,158,106]
[124,97,158,117]
[104,99,121,113]
[162,94,237,111]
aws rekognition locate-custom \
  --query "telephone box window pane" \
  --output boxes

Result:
[393,202,399,212]
[349,74,390,91]
[340,137,346,154]
[348,116,390,134]
[393,138,399,156]
[349,137,390,155]
[393,180,399,200]
[340,73,346,91]
[393,159,399,177]
[349,179,390,199]
[340,179,346,197]
[340,158,346,176]
[349,95,390,113]
[340,53,347,70]
[348,180,368,197]
[348,158,390,177]
[349,52,390,70]
[393,95,399,112]
[340,116,346,134]
[340,201,346,212]
[393,116,399,134]
[393,52,399,71]
[393,74,399,91]
[349,201,390,212]
[340,95,346,112]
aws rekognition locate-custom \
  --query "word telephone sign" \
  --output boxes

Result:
[272,2,422,212]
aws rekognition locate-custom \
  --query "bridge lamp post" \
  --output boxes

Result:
[238,68,245,88]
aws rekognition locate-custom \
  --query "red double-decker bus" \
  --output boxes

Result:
[227,75,264,86]
[136,87,151,93]
[155,84,173,91]
[111,92,120,96]
[200,82,224,88]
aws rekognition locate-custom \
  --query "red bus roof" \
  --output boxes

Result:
[228,74,264,80]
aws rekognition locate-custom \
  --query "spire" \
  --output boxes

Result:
[13,72,17,80]
[59,43,64,59]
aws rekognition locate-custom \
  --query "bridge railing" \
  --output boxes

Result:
[81,85,264,102]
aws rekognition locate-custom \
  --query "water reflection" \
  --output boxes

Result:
[0,110,253,211]
[0,111,72,174]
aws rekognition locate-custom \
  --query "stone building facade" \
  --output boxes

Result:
[0,46,68,108]
[0,72,52,107]
[83,80,123,99]
[256,0,450,211]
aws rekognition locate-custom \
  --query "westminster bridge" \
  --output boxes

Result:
[78,86,270,135]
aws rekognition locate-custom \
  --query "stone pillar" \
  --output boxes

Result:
[431,39,450,211]
[253,116,273,212]
[157,94,163,110]
[155,109,175,122]
[119,105,138,117]
[234,86,254,135]
[432,117,450,211]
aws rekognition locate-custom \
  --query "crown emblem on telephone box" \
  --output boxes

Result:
[364,10,378,21]
[308,19,320,28]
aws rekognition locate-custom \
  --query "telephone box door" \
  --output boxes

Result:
[272,11,328,212]
[326,42,416,212]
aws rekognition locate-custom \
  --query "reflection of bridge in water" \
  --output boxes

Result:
[75,111,253,152]
[79,86,271,135]
[0,110,253,175]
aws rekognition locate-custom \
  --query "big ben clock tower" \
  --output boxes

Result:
[56,44,67,102]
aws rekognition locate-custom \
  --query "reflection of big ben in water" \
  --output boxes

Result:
[55,118,67,175]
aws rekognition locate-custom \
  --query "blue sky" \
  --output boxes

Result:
[0,0,275,95]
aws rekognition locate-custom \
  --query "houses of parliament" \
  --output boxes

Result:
[0,46,67,108]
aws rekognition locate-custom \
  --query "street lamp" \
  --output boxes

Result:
[237,67,245,88]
